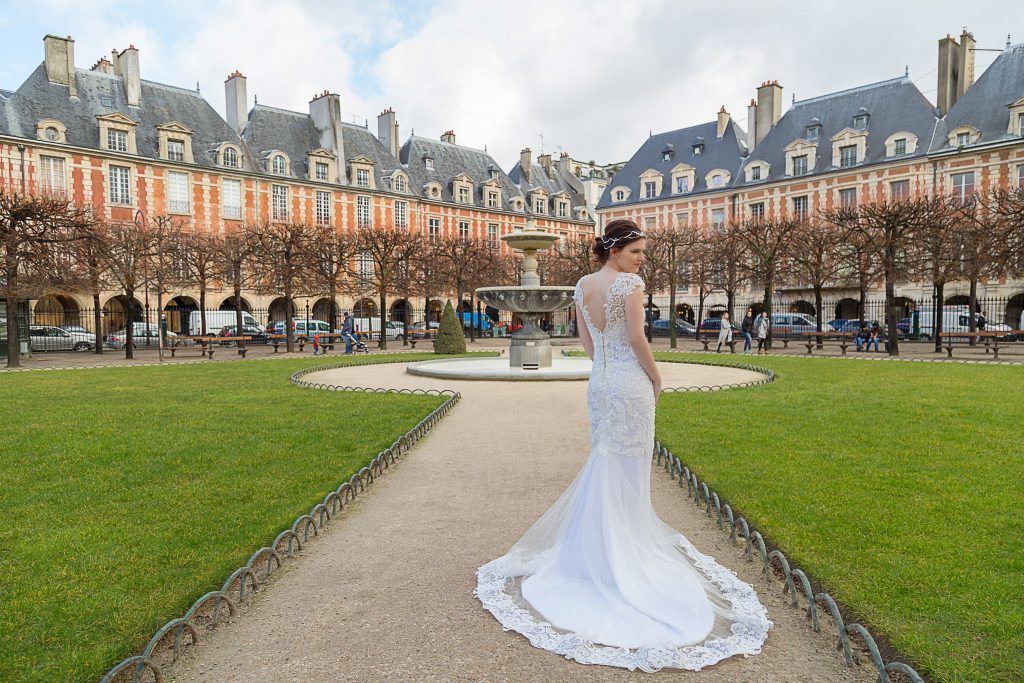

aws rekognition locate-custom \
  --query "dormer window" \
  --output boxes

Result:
[792,155,808,176]
[711,174,723,188]
[425,158,434,171]
[662,144,674,162]
[534,197,546,213]
[489,169,498,180]
[853,111,869,131]
[557,201,568,218]
[394,174,407,192]
[36,118,68,144]
[693,144,703,155]
[222,147,238,168]
[167,139,185,162]
[893,138,907,156]
[487,191,498,208]
[459,186,470,203]
[644,181,657,198]
[675,176,690,193]
[839,145,857,168]
[1018,112,1024,136]
[108,129,128,152]
[615,190,625,201]
[750,166,761,181]
[272,155,286,175]
[312,162,327,180]
[357,168,370,187]
[806,125,820,141]
[957,132,970,147]
[44,126,59,141]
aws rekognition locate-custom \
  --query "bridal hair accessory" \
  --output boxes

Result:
[600,230,645,247]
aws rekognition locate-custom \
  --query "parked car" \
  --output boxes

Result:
[647,318,697,337]
[350,317,404,341]
[698,318,740,335]
[270,318,333,343]
[218,324,269,344]
[409,321,441,339]
[28,325,94,351]
[59,324,97,349]
[827,319,868,335]
[770,312,818,336]
[105,323,178,349]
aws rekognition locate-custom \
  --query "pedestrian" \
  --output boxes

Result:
[868,322,881,352]
[856,322,869,352]
[716,313,734,353]
[977,312,987,331]
[342,311,354,354]
[312,331,321,356]
[741,308,754,354]
[756,311,770,354]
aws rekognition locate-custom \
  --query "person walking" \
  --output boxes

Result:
[756,311,770,354]
[740,308,754,354]
[342,311,354,354]
[715,312,734,353]
[312,331,322,356]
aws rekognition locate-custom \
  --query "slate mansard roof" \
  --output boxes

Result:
[596,119,748,210]
[739,77,938,186]
[0,63,259,171]
[508,159,589,216]
[930,42,1024,153]
[400,136,523,210]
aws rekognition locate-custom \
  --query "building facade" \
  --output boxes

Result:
[598,31,1024,325]
[0,34,594,332]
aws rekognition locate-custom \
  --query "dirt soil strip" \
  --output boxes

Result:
[168,362,873,682]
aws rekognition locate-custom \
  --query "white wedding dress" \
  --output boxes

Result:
[475,271,771,672]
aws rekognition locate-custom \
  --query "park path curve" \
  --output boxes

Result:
[169,361,872,682]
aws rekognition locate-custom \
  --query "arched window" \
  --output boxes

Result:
[223,147,238,168]
[394,175,407,192]
[272,155,286,175]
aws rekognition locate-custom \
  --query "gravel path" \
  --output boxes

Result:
[169,362,872,682]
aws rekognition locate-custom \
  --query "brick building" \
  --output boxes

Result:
[0,34,594,332]
[598,31,1024,326]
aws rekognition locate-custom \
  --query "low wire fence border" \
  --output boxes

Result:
[665,346,1024,366]
[100,360,461,683]
[651,439,924,683]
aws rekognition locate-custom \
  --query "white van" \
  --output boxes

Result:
[189,310,260,336]
[914,305,976,340]
[352,317,403,341]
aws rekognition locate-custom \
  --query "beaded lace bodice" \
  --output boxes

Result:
[575,272,644,367]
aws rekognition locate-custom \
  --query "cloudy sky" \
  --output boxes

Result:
[1,0,1021,168]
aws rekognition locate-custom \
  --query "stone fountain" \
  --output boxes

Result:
[406,218,590,381]
[474,220,575,370]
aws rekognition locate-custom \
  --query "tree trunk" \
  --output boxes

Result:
[329,285,338,334]
[726,289,735,322]
[885,267,899,356]
[93,291,103,355]
[968,278,978,346]
[814,285,824,349]
[234,286,244,352]
[933,282,944,352]
[200,287,207,336]
[468,292,476,343]
[5,293,20,368]
[668,274,678,349]
[763,279,773,348]
[646,291,654,343]
[402,298,410,346]
[284,287,294,353]
[378,291,387,350]
[125,288,135,359]
[156,290,165,363]
[696,285,706,341]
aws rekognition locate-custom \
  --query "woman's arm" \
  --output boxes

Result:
[625,287,662,399]
[576,302,595,359]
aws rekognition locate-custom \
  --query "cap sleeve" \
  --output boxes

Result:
[610,272,644,298]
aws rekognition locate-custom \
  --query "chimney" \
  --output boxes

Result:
[377,107,400,158]
[539,153,553,178]
[309,91,347,183]
[520,148,533,184]
[440,129,456,144]
[557,151,571,176]
[224,71,248,135]
[747,98,758,151]
[43,35,77,96]
[716,105,730,139]
[113,45,141,107]
[755,80,782,146]
[957,30,976,101]
[91,57,114,75]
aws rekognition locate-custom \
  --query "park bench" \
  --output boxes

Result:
[409,330,436,349]
[939,331,1016,359]
[699,332,736,353]
[269,334,305,353]
[169,336,251,359]
[801,331,855,356]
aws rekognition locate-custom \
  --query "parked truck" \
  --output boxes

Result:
[189,310,261,336]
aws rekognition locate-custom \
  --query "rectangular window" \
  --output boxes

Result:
[316,190,331,225]
[792,195,808,219]
[315,162,329,181]
[357,196,371,228]
[39,155,66,194]
[644,216,656,230]
[394,200,408,230]
[458,220,470,239]
[644,180,657,198]
[839,188,857,209]
[894,138,907,156]
[674,211,688,227]
[487,223,499,247]
[1018,165,1024,188]
[557,202,567,218]
[957,132,970,147]
[166,171,190,214]
[890,179,910,201]
[459,186,470,203]
[792,155,808,176]
[428,217,441,239]
[356,168,370,187]
[222,179,242,219]
[711,208,725,230]
[749,203,764,220]
[272,184,288,221]
[167,139,185,162]
[357,251,374,280]
[108,165,131,204]
[750,166,761,181]
[839,145,857,168]
[487,191,498,208]
[675,176,690,193]
[534,198,545,214]
[1018,112,1024,136]
[951,172,975,203]
[425,158,434,171]
[107,129,128,152]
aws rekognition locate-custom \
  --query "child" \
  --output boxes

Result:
[312,332,321,356]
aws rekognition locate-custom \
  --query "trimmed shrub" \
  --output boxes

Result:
[435,300,467,354]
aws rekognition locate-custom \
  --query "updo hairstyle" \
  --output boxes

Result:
[592,218,646,263]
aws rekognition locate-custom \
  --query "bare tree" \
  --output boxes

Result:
[146,215,185,361]
[348,225,421,350]
[0,191,94,367]
[993,187,1024,282]
[105,219,156,359]
[959,191,1014,340]
[69,220,112,354]
[707,223,750,324]
[906,196,962,350]
[433,235,493,339]
[787,218,846,344]
[644,226,695,347]
[247,221,312,353]
[307,223,354,334]
[215,228,258,349]
[732,216,800,345]
[180,231,220,335]
[544,235,595,287]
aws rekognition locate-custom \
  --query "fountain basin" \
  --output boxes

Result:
[407,356,591,381]
[475,286,575,314]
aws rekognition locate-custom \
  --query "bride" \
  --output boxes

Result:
[475,219,771,672]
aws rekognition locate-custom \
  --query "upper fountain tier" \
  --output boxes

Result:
[500,227,560,252]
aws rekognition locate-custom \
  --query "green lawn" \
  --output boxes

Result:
[653,353,1024,683]
[0,354,451,680]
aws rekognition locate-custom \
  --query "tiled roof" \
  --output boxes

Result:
[507,159,589,217]
[930,42,1024,153]
[399,135,523,209]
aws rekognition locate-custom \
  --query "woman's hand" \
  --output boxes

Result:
[652,375,662,403]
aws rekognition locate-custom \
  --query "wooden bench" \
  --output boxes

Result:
[409,330,436,349]
[801,331,855,355]
[169,336,251,359]
[269,334,305,353]
[939,331,1012,359]
[700,333,737,353]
